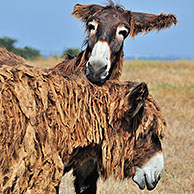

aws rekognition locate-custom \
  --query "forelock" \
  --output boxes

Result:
[105,0,125,12]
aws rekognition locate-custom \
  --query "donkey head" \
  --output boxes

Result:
[123,83,165,190]
[72,1,177,85]
[64,82,165,192]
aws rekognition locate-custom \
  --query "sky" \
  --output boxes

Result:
[0,0,193,59]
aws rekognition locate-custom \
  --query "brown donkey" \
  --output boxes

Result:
[53,1,177,86]
[51,1,177,193]
[0,50,166,194]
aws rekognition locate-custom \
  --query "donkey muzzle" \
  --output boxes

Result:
[86,59,109,85]
[132,152,164,190]
[85,41,111,85]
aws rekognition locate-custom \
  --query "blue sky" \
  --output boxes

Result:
[0,0,193,58]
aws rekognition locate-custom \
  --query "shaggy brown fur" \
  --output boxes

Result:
[48,1,173,192]
[52,1,177,83]
[0,48,25,66]
[51,2,173,193]
[51,3,173,192]
[0,49,166,193]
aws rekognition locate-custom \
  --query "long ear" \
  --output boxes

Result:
[126,82,148,118]
[129,11,178,38]
[72,4,103,22]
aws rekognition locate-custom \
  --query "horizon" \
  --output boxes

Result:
[0,0,193,59]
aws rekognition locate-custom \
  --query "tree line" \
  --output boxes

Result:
[0,36,80,59]
[0,37,41,59]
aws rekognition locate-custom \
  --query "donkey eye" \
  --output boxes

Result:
[117,26,129,39]
[119,30,128,38]
[88,24,95,31]
[87,21,98,33]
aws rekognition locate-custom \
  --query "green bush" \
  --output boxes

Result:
[0,37,16,51]
[64,48,80,57]
[12,47,40,60]
[0,36,41,59]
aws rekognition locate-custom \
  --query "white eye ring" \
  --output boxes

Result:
[116,26,129,40]
[87,21,98,35]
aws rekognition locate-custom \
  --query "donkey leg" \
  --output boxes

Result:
[73,158,98,194]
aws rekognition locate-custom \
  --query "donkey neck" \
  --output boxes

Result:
[108,49,124,80]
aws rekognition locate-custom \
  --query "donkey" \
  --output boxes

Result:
[51,2,177,193]
[0,48,167,194]
[53,1,177,86]
[0,54,166,193]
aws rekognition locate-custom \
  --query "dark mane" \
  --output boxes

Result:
[105,0,125,12]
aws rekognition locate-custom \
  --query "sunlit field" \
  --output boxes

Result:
[26,58,194,194]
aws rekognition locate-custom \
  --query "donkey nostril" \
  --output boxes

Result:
[98,65,108,76]
[101,65,107,71]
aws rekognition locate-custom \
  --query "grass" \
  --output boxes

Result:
[27,58,194,194]
[26,57,63,69]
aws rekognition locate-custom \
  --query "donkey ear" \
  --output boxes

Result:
[72,4,103,22]
[126,82,149,118]
[128,11,178,38]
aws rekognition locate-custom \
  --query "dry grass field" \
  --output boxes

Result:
[26,58,194,194]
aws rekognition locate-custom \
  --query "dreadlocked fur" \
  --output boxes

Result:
[52,1,177,84]
[49,2,173,192]
[0,49,166,193]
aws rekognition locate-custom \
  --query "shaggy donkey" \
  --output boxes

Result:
[51,1,176,193]
[53,1,177,85]
[0,49,166,193]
